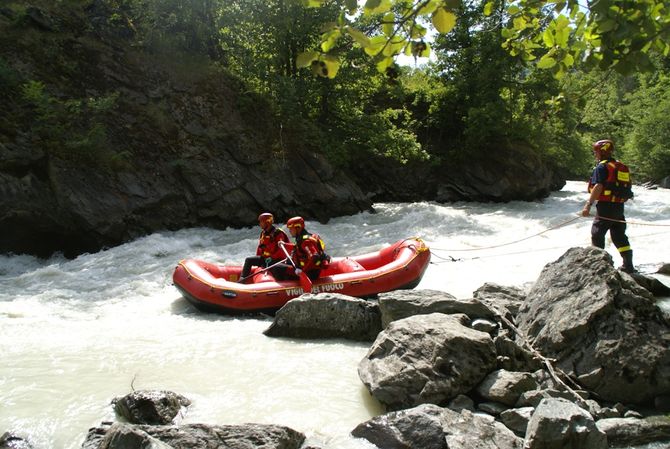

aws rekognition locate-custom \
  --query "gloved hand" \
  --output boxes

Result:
[295,268,302,275]
[265,257,272,266]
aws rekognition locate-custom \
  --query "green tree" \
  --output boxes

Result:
[299,0,670,79]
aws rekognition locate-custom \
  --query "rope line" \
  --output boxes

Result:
[594,215,670,226]
[427,214,669,262]
[429,216,581,253]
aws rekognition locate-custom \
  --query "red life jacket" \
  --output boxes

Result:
[293,231,330,271]
[588,159,633,203]
[256,226,290,259]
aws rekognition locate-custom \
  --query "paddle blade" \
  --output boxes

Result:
[298,271,312,293]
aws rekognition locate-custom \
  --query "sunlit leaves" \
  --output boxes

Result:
[296,51,320,68]
[297,0,461,78]
[347,27,370,47]
[500,0,670,78]
[364,0,392,15]
[432,8,456,34]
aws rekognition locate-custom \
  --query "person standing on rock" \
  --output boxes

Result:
[240,212,290,282]
[581,139,635,273]
[285,216,330,281]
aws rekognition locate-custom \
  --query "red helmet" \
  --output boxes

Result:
[286,216,304,232]
[592,139,614,154]
[258,213,274,227]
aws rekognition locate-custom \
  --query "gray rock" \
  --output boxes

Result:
[378,289,496,328]
[351,404,523,449]
[351,403,450,449]
[630,272,670,297]
[0,432,33,449]
[263,293,381,341]
[524,397,607,449]
[516,388,584,408]
[82,422,305,449]
[112,390,191,425]
[517,247,670,405]
[500,406,534,435]
[358,313,497,410]
[596,416,670,447]
[477,402,508,415]
[476,369,538,406]
[494,336,543,372]
[447,394,475,412]
[98,423,173,449]
[473,283,526,318]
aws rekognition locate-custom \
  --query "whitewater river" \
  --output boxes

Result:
[1,181,669,449]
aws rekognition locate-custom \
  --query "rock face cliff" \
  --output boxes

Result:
[1,2,564,258]
[0,2,370,257]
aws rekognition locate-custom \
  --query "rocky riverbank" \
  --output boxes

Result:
[2,246,668,449]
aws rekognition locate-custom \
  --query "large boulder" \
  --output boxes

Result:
[378,289,496,328]
[358,313,497,410]
[517,247,670,405]
[82,422,305,449]
[263,293,382,341]
[524,398,607,449]
[351,403,523,449]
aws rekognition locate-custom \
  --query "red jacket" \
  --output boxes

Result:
[256,226,290,260]
[292,231,328,272]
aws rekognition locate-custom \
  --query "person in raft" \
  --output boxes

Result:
[285,216,330,281]
[240,212,290,282]
[581,138,635,273]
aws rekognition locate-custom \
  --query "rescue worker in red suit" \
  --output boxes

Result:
[240,213,290,282]
[286,216,329,281]
[581,139,635,273]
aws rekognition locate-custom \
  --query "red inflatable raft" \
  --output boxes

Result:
[173,238,431,314]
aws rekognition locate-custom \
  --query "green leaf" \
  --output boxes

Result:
[320,29,341,52]
[562,52,575,66]
[483,1,494,16]
[345,0,358,13]
[409,23,427,39]
[303,0,324,7]
[382,12,394,36]
[418,0,439,15]
[323,56,341,78]
[432,8,456,34]
[383,38,406,56]
[347,27,371,47]
[376,56,394,73]
[296,51,319,68]
[537,54,557,68]
[542,28,555,47]
[364,0,391,14]
[364,35,387,56]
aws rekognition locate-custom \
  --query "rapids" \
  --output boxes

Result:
[1,181,668,449]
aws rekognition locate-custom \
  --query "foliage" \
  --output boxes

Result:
[621,71,670,181]
[490,0,670,78]
[567,57,670,182]
[19,80,127,167]
[299,0,669,80]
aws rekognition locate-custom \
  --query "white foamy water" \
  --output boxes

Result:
[1,181,669,449]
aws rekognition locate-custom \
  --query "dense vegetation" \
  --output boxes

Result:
[2,0,669,182]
